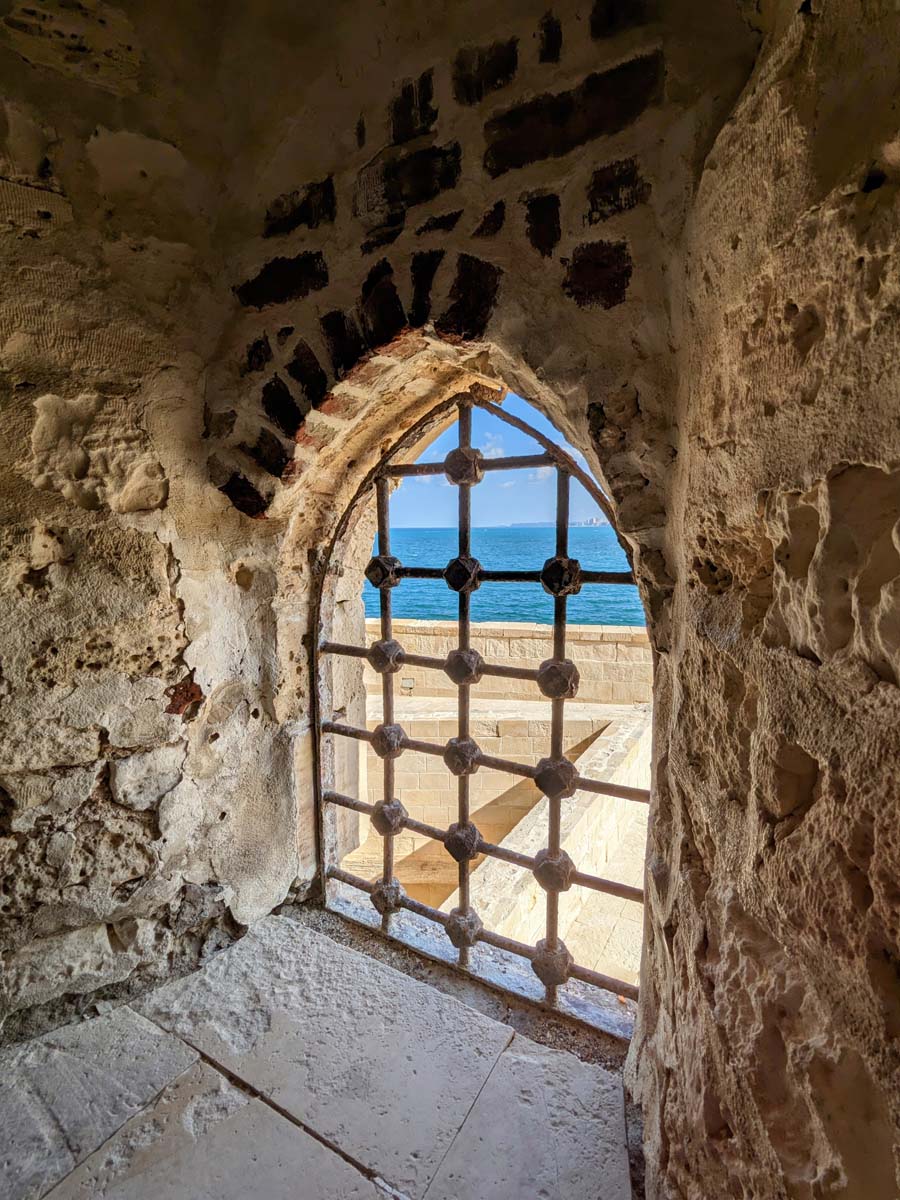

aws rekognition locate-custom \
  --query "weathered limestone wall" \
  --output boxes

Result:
[363,618,652,704]
[1,0,755,1034]
[628,2,900,1197]
[3,2,898,1196]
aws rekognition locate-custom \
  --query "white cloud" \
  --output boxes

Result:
[479,431,504,460]
[529,465,554,483]
[499,480,516,489]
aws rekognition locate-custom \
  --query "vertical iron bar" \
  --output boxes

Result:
[545,468,571,1005]
[456,399,472,968]
[376,476,394,932]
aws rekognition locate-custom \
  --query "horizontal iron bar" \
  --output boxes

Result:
[322,723,651,802]
[324,790,643,904]
[321,643,540,684]
[327,865,639,1000]
[393,567,634,585]
[382,453,553,479]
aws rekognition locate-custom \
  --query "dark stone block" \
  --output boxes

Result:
[361,224,404,255]
[435,254,501,340]
[590,0,656,38]
[538,12,562,62]
[286,339,328,408]
[235,252,329,308]
[453,39,518,106]
[562,240,632,309]
[262,374,307,438]
[524,193,561,257]
[416,210,463,235]
[244,335,272,373]
[263,177,336,238]
[355,142,462,232]
[202,406,236,440]
[472,200,505,237]
[320,309,367,376]
[391,69,437,144]
[360,259,407,348]
[276,325,294,344]
[483,50,664,177]
[219,472,268,518]
[587,157,650,223]
[409,249,444,327]
[239,427,290,477]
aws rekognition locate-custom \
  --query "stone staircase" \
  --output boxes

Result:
[2,916,633,1200]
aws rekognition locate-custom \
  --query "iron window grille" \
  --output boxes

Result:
[313,389,650,1010]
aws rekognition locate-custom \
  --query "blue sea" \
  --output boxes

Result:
[364,526,645,626]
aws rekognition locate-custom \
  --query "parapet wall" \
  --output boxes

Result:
[364,619,652,705]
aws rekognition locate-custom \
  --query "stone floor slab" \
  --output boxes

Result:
[0,1007,197,1200]
[137,916,513,1198]
[44,1061,382,1200]
[424,1034,631,1200]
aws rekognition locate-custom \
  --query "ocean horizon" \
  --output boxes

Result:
[365,524,645,627]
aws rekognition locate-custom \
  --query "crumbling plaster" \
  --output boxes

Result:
[0,0,898,1195]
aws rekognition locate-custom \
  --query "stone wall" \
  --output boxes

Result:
[1,2,898,1196]
[363,618,652,704]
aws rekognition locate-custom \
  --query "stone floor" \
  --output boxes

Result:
[3,917,632,1200]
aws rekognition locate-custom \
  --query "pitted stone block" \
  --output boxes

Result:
[535,755,579,799]
[367,638,405,674]
[539,556,582,597]
[371,797,408,836]
[445,647,485,686]
[365,554,402,589]
[536,657,580,699]
[533,848,577,892]
[443,736,481,776]
[444,821,481,862]
[445,905,483,948]
[370,877,406,915]
[443,446,485,486]
[443,555,482,594]
[371,723,406,759]
[531,937,573,987]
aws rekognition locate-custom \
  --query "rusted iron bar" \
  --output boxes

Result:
[393,567,634,585]
[327,865,639,1002]
[321,722,650,801]
[376,475,395,934]
[384,452,552,479]
[456,398,473,968]
[323,792,644,904]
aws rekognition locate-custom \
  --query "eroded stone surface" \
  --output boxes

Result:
[0,1007,197,1200]
[138,916,513,1197]
[426,1034,630,1200]
[45,1062,381,1200]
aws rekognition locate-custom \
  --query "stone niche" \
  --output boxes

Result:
[0,0,899,1197]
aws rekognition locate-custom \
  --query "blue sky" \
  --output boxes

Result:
[391,394,605,528]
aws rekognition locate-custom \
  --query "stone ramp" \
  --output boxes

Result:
[2,916,631,1200]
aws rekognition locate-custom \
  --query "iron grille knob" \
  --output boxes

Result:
[443,555,482,594]
[365,554,402,589]
[531,937,573,987]
[371,798,408,836]
[370,878,406,915]
[533,848,577,892]
[539,556,582,597]
[371,723,406,759]
[443,736,481,776]
[367,639,405,674]
[446,905,483,948]
[444,821,481,862]
[534,755,579,799]
[443,446,485,486]
[445,647,485,686]
[536,657,580,699]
